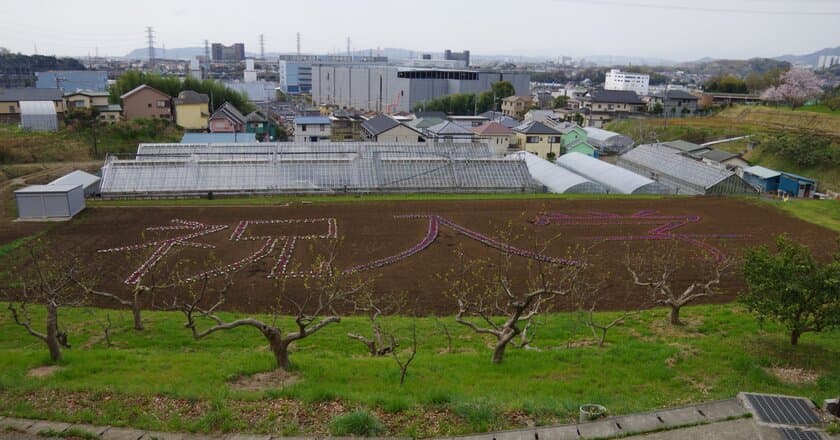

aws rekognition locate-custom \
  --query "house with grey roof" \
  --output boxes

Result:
[0,88,65,124]
[617,144,755,195]
[478,111,521,129]
[209,102,246,133]
[695,149,750,174]
[424,120,475,144]
[648,89,699,117]
[579,89,645,127]
[361,114,426,143]
[512,120,564,160]
[294,116,331,142]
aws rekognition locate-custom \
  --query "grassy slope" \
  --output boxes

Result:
[0,304,837,436]
[761,198,840,233]
[606,107,840,192]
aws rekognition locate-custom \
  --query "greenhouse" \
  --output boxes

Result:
[19,101,58,132]
[100,143,536,197]
[507,152,606,194]
[617,144,756,195]
[554,152,671,195]
[583,127,635,155]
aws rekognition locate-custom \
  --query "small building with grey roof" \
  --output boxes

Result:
[618,144,755,195]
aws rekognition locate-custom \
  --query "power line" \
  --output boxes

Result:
[550,0,840,16]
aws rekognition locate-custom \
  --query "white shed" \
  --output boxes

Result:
[14,185,85,220]
[49,170,101,197]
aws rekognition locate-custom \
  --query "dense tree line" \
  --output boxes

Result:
[703,74,749,94]
[412,81,515,115]
[109,70,254,114]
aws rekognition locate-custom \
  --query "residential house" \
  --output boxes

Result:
[550,122,597,157]
[64,90,122,122]
[501,95,533,118]
[695,150,750,174]
[245,110,277,141]
[0,88,65,124]
[580,89,644,126]
[478,111,520,128]
[120,84,172,121]
[329,111,366,141]
[174,90,210,130]
[361,114,426,143]
[513,120,564,160]
[648,90,699,117]
[293,116,331,142]
[208,102,246,133]
[524,109,560,123]
[424,120,475,143]
[448,115,490,128]
[472,122,514,156]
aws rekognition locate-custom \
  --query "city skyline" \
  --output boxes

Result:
[2,0,840,61]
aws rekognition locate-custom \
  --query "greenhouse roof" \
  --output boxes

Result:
[508,152,605,194]
[620,144,736,189]
[555,152,670,195]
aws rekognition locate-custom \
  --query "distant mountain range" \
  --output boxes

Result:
[774,46,840,66]
[121,45,840,68]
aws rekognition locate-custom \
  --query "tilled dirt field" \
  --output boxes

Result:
[20,197,837,314]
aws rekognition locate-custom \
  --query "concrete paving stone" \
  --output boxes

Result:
[612,414,666,435]
[694,399,748,421]
[656,407,705,428]
[25,420,72,435]
[0,418,34,432]
[621,418,761,440]
[533,425,581,440]
[101,427,146,440]
[66,424,111,436]
[577,419,621,439]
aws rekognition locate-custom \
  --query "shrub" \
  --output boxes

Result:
[424,389,452,405]
[329,410,385,436]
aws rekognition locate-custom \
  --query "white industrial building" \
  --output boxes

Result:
[817,55,840,70]
[15,185,85,220]
[311,65,530,113]
[604,69,650,96]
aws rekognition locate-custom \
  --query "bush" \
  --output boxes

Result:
[453,400,497,431]
[424,389,452,405]
[329,410,385,436]
[757,133,839,167]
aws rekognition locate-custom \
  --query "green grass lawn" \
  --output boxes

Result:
[761,198,840,233]
[0,303,837,436]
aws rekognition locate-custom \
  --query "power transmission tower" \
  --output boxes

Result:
[346,37,351,58]
[204,39,210,65]
[259,34,265,60]
[146,26,155,67]
[296,32,301,55]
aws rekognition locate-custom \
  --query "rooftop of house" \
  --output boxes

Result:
[293,116,331,125]
[174,90,210,105]
[361,114,402,136]
[0,87,63,102]
[659,140,707,153]
[119,84,170,100]
[513,120,561,135]
[653,90,699,100]
[210,102,246,124]
[503,95,533,103]
[585,89,643,104]
[473,121,513,136]
[64,89,110,98]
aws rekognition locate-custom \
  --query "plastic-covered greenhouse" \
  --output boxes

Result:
[19,101,58,132]
[554,152,672,195]
[100,142,538,197]
[508,152,606,194]
[583,127,634,155]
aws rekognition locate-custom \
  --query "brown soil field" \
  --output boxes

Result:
[16,197,838,314]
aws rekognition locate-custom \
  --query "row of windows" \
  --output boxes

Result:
[526,136,562,144]
[397,71,478,80]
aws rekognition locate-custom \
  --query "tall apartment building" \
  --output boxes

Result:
[211,43,245,61]
[311,65,530,113]
[817,55,840,70]
[604,69,650,96]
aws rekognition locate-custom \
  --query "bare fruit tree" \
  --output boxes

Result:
[448,237,584,364]
[389,321,418,386]
[77,251,177,331]
[626,244,732,326]
[3,240,88,362]
[346,290,402,356]
[180,249,368,371]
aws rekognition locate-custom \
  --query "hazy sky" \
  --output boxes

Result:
[3,0,839,61]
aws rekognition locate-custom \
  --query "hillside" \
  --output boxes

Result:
[605,106,840,192]
[676,58,791,77]
[775,46,840,67]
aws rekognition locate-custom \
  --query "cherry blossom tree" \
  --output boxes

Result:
[761,69,823,109]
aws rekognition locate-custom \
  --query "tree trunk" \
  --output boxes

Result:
[45,304,62,363]
[131,303,144,331]
[669,305,681,326]
[492,330,516,364]
[790,329,801,346]
[264,329,291,370]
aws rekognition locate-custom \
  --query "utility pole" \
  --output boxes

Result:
[296,32,301,55]
[146,26,156,68]
[259,34,265,60]
[346,37,351,59]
